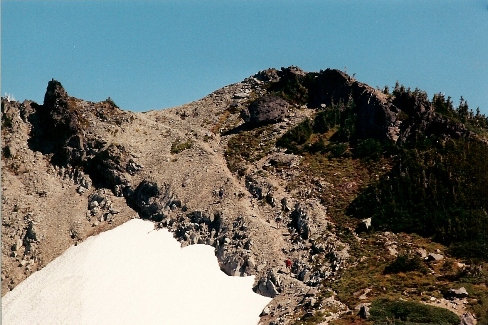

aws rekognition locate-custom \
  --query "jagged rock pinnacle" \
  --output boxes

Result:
[43,79,68,109]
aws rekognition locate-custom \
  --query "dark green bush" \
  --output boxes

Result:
[384,255,427,274]
[355,138,384,160]
[370,299,460,325]
[276,119,313,153]
[448,240,488,261]
[308,138,327,153]
[170,138,193,154]
[313,109,340,133]
[327,142,349,158]
[267,68,310,104]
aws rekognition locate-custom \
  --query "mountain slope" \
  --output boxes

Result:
[2,67,487,324]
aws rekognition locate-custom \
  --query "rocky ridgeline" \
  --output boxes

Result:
[251,66,476,145]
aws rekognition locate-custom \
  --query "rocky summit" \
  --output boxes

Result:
[2,67,488,324]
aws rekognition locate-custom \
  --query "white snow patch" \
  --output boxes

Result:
[2,219,271,325]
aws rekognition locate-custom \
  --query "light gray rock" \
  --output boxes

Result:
[362,218,371,230]
[356,217,372,233]
[357,304,370,319]
[255,270,281,298]
[265,279,279,297]
[416,248,428,258]
[289,204,310,239]
[260,306,270,316]
[268,268,281,287]
[246,256,256,269]
[447,287,468,299]
[426,252,444,262]
[88,200,99,210]
[308,297,317,307]
[233,92,249,99]
[460,312,476,325]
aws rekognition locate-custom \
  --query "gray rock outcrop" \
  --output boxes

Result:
[242,95,289,127]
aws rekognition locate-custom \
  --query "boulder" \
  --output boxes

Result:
[260,306,270,317]
[233,92,249,99]
[447,287,468,299]
[288,204,310,239]
[23,221,38,243]
[85,144,131,193]
[256,277,279,298]
[416,248,428,258]
[187,211,211,225]
[220,255,244,276]
[126,159,143,175]
[22,221,38,255]
[265,192,276,207]
[127,180,165,220]
[426,252,444,262]
[245,176,264,200]
[298,269,311,283]
[255,269,281,298]
[242,94,289,127]
[280,197,291,212]
[460,312,477,325]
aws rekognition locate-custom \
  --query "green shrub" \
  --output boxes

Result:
[355,138,384,160]
[448,240,488,261]
[384,255,427,274]
[370,299,460,325]
[313,109,340,133]
[308,138,327,153]
[170,138,193,154]
[276,119,313,153]
[327,142,349,158]
[225,126,275,175]
[333,112,357,142]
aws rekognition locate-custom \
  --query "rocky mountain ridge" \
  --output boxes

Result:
[2,67,487,324]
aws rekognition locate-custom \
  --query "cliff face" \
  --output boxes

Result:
[2,68,487,324]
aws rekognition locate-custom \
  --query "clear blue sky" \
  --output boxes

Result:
[2,0,488,113]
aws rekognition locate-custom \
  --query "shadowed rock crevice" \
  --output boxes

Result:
[85,144,131,194]
[125,180,171,222]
